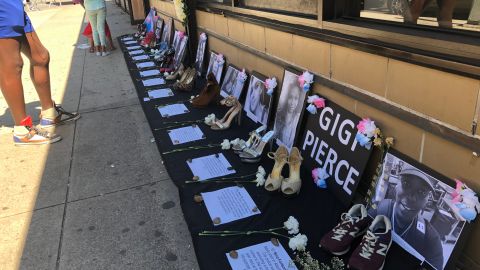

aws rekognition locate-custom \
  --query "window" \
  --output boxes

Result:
[238,0,318,18]
[353,0,479,33]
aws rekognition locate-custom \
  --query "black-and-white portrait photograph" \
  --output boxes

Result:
[160,18,173,45]
[173,36,188,69]
[220,65,246,99]
[370,152,466,270]
[155,18,163,41]
[206,51,224,84]
[244,74,271,126]
[172,31,182,53]
[273,70,307,150]
[195,35,207,75]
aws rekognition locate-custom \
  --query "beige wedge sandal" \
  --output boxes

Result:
[281,147,303,197]
[264,146,288,192]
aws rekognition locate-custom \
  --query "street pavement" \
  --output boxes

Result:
[0,2,199,269]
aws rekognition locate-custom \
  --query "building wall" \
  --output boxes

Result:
[150,0,480,267]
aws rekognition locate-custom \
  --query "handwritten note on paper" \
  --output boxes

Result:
[187,153,235,181]
[129,49,144,55]
[143,78,166,87]
[147,88,173,99]
[132,55,149,61]
[158,103,189,117]
[201,186,260,226]
[168,125,205,145]
[136,62,155,69]
[227,241,298,270]
[139,69,161,77]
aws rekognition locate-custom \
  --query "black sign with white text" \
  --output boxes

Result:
[298,100,372,206]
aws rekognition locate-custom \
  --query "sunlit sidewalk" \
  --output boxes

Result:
[0,2,199,269]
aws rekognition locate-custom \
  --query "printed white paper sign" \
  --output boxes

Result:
[202,186,260,226]
[129,49,144,55]
[126,45,141,50]
[158,103,189,117]
[168,125,205,145]
[132,55,149,61]
[226,241,298,270]
[187,153,235,181]
[139,69,161,77]
[137,62,155,69]
[143,78,166,87]
[147,88,173,99]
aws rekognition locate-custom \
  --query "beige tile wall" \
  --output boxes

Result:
[154,6,480,265]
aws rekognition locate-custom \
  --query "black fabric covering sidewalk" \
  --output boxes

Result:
[118,36,425,270]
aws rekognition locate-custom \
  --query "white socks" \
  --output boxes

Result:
[13,125,29,135]
[41,107,57,119]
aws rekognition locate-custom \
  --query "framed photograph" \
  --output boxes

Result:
[172,30,183,53]
[195,33,207,76]
[244,72,272,126]
[173,36,188,69]
[369,150,471,270]
[161,17,173,45]
[220,65,247,99]
[206,51,224,84]
[155,18,164,41]
[272,69,308,150]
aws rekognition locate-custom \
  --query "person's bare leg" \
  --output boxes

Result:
[0,37,27,125]
[89,37,94,53]
[20,31,54,111]
[406,0,429,23]
[438,0,457,27]
[107,34,116,51]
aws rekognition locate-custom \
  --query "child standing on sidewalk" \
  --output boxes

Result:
[84,0,109,56]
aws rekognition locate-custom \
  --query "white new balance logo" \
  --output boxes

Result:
[376,243,389,256]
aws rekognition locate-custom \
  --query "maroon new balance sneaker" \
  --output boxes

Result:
[319,204,372,255]
[348,215,392,270]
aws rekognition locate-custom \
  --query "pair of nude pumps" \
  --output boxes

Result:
[264,146,303,197]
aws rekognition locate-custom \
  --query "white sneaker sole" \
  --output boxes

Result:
[15,136,62,146]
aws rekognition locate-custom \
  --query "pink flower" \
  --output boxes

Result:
[357,118,370,133]
[298,75,305,87]
[178,31,186,39]
[313,98,325,109]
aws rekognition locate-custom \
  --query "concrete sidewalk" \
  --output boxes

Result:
[0,2,199,269]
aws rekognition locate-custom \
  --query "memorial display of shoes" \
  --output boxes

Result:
[239,130,275,163]
[231,126,266,154]
[118,26,465,270]
[204,96,238,127]
[319,204,373,255]
[348,215,392,270]
[173,68,196,92]
[191,73,220,108]
[165,64,185,81]
[264,145,288,192]
[210,101,242,131]
[319,204,392,270]
[281,147,303,197]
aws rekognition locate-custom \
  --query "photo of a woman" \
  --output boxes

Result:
[273,70,307,150]
[220,66,243,98]
[173,36,188,69]
[161,18,172,45]
[195,37,207,74]
[244,75,271,126]
[206,52,223,83]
